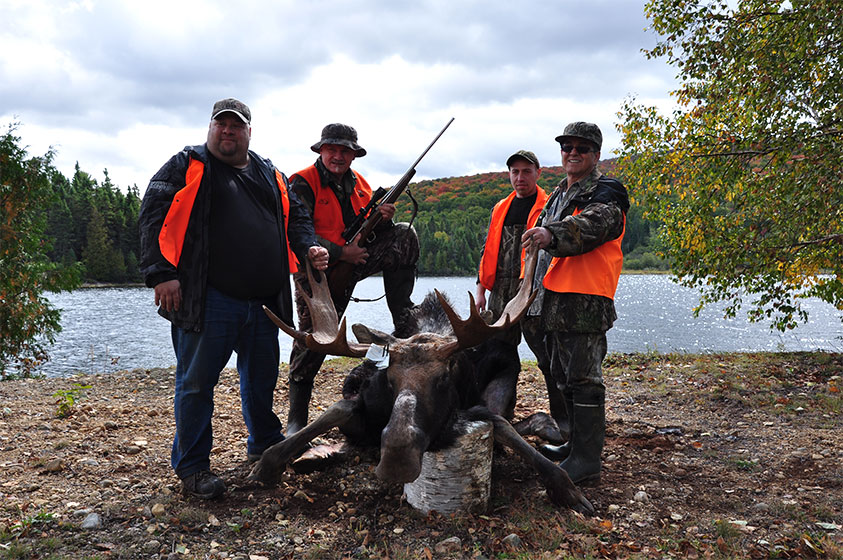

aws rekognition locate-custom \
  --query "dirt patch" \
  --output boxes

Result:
[0,352,841,559]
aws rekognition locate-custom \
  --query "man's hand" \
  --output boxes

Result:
[307,245,329,271]
[377,203,396,221]
[522,226,551,250]
[154,279,181,312]
[340,234,369,265]
[474,284,487,313]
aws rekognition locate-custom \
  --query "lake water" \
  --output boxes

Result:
[38,275,843,377]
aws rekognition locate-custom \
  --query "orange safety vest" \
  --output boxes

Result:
[478,188,548,291]
[291,165,372,246]
[158,158,297,271]
[542,210,625,299]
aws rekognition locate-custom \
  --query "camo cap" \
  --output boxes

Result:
[311,123,367,157]
[506,150,540,168]
[555,121,602,150]
[211,98,251,124]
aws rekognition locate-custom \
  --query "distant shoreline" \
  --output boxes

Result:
[79,268,670,290]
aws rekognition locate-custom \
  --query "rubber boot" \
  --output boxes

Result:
[384,265,417,338]
[286,381,313,436]
[559,389,605,485]
[546,372,570,440]
[540,392,573,460]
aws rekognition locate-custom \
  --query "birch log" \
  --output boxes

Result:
[404,418,492,514]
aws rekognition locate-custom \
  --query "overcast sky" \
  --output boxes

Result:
[1,0,678,195]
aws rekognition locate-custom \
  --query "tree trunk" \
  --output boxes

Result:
[403,418,492,514]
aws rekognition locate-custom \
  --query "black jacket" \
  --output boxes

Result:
[138,144,317,331]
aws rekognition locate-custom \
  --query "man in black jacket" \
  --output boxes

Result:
[139,98,328,499]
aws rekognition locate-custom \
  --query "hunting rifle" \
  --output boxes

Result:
[327,117,455,303]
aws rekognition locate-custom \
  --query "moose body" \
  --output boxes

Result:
[251,252,593,514]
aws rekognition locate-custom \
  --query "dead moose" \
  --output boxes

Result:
[251,248,594,515]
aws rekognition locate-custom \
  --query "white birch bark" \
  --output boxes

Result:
[404,419,493,514]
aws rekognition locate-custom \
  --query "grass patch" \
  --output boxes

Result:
[713,518,743,553]
[770,500,808,523]
[176,506,209,526]
[815,392,843,414]
[726,456,759,472]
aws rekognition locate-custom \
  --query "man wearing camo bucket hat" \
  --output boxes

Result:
[521,122,630,485]
[284,123,420,435]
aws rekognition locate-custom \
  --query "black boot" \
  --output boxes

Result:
[559,389,605,485]
[384,265,417,338]
[540,392,573,460]
[286,381,313,435]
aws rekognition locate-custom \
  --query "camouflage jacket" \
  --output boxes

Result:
[289,158,393,264]
[528,167,628,333]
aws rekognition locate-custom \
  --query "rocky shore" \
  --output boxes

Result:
[0,352,841,559]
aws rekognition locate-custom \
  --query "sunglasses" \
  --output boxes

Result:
[560,144,597,154]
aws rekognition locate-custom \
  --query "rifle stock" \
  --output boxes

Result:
[327,118,454,304]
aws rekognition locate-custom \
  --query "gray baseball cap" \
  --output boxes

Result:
[506,150,540,168]
[311,123,367,157]
[555,121,602,150]
[211,98,251,124]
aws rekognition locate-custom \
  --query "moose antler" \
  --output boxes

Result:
[263,263,369,358]
[435,244,538,353]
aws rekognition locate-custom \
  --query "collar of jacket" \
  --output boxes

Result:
[183,143,210,164]
[314,157,359,195]
[558,166,603,196]
[186,143,277,180]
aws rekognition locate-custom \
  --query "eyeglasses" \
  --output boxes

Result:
[560,144,597,154]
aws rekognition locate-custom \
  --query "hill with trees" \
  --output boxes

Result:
[396,158,662,275]
[37,157,661,283]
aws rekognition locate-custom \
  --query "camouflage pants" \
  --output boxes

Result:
[521,317,550,376]
[288,223,419,384]
[545,331,607,398]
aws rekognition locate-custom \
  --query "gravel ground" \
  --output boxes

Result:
[0,351,841,559]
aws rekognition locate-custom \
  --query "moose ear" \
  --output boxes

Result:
[352,324,397,346]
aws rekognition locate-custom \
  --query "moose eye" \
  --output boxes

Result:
[434,373,451,392]
[384,374,396,394]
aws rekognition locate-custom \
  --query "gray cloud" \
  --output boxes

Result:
[1,0,676,190]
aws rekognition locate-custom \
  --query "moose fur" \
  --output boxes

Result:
[250,255,594,515]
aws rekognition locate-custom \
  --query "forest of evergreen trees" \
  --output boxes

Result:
[44,164,142,284]
[43,159,663,284]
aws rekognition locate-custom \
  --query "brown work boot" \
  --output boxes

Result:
[181,470,226,499]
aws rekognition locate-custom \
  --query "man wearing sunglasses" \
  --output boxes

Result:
[521,122,630,485]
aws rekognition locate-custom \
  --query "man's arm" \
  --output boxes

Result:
[284,179,319,259]
[543,202,625,257]
[138,152,189,288]
[475,209,495,312]
[289,175,345,264]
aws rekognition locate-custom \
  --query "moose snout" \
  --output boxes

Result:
[375,442,424,483]
[376,392,427,482]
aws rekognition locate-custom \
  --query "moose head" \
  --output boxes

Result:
[265,248,538,483]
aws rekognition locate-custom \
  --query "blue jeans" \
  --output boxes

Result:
[170,286,284,478]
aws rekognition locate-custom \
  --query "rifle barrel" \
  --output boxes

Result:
[407,117,455,171]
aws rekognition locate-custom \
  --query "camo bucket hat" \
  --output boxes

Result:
[554,121,602,150]
[311,123,367,157]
